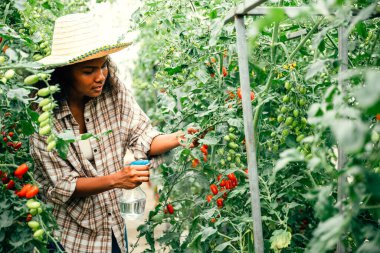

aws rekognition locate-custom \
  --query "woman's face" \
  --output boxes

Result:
[68,56,109,100]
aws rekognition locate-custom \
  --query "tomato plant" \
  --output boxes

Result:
[131,0,380,252]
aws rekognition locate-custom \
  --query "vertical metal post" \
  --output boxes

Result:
[336,25,348,253]
[235,15,264,253]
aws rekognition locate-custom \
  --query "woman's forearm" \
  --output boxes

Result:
[149,132,182,156]
[73,174,116,197]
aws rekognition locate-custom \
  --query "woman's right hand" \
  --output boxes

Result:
[113,164,150,189]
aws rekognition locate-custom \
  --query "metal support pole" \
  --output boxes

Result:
[235,16,264,253]
[336,25,348,253]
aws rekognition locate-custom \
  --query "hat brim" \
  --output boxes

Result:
[38,41,132,68]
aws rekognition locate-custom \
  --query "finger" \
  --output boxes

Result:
[137,177,150,182]
[135,170,150,177]
[125,165,150,171]
[187,127,199,134]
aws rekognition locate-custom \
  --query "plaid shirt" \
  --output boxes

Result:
[30,84,162,253]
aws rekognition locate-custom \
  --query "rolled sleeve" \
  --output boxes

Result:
[30,136,79,205]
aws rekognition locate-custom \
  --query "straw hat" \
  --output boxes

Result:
[38,12,132,67]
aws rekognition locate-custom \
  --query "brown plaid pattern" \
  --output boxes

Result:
[30,84,162,253]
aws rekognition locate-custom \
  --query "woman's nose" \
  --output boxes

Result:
[95,69,106,82]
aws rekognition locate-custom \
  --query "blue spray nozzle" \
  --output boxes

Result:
[128,160,150,166]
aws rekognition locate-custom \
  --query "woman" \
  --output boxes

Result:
[30,13,189,253]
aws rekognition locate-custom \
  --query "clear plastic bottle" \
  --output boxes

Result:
[119,160,149,220]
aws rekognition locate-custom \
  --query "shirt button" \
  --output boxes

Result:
[85,118,90,122]
[108,212,112,216]
[93,148,98,153]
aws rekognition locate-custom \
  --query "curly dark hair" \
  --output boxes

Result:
[45,56,122,102]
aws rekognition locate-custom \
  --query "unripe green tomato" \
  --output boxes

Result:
[235,157,241,164]
[277,115,284,123]
[30,208,38,216]
[26,201,41,209]
[280,106,287,113]
[284,82,292,90]
[227,156,232,161]
[217,148,224,155]
[4,69,15,79]
[42,103,56,112]
[285,117,293,126]
[371,131,379,143]
[39,119,50,128]
[300,87,306,94]
[282,129,289,137]
[223,135,230,141]
[299,99,306,106]
[39,125,51,136]
[296,134,305,142]
[33,229,44,239]
[282,95,290,103]
[301,117,307,125]
[47,140,56,151]
[228,127,235,133]
[228,142,238,149]
[0,56,5,64]
[33,54,44,61]
[0,77,6,84]
[228,133,237,140]
[305,154,313,160]
[292,121,298,128]
[272,144,279,152]
[28,221,40,230]
[293,109,299,117]
[37,86,59,97]
[47,134,56,143]
[228,149,236,155]
[38,111,50,123]
[39,98,52,108]
[220,159,225,166]
[24,74,39,85]
[37,73,49,80]
[37,207,43,214]
[270,132,276,137]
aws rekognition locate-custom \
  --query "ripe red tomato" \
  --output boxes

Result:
[376,114,380,121]
[210,218,216,223]
[16,184,32,198]
[222,67,228,77]
[26,186,39,198]
[26,213,32,222]
[166,204,174,214]
[206,195,213,203]
[6,180,15,189]
[14,163,28,179]
[8,132,14,137]
[3,137,7,142]
[237,88,255,101]
[13,142,22,150]
[227,173,237,182]
[203,154,207,162]
[216,198,224,208]
[210,73,215,78]
[220,179,226,187]
[191,159,200,168]
[2,175,9,184]
[217,174,222,182]
[210,184,218,195]
[200,146,208,155]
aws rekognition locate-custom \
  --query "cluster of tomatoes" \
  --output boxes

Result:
[2,129,22,151]
[205,52,229,79]
[207,172,239,209]
[191,144,209,168]
[2,164,39,198]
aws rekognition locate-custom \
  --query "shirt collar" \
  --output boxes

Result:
[55,100,72,120]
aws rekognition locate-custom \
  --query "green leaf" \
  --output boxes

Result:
[0,210,13,228]
[227,118,243,128]
[355,70,380,114]
[164,64,188,75]
[7,88,30,103]
[331,119,367,154]
[305,59,329,80]
[20,120,35,135]
[214,241,231,251]
[200,227,217,242]
[194,68,209,84]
